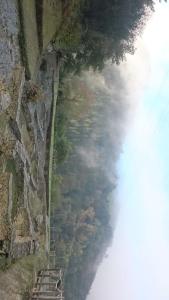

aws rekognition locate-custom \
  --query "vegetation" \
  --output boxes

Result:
[53,87,72,164]
[0,0,160,298]
[18,0,40,78]
[0,244,47,300]
[25,81,44,102]
[50,66,127,300]
[42,0,62,50]
[18,0,155,76]
[53,0,154,73]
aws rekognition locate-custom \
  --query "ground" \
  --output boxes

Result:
[0,246,47,300]
[0,1,60,299]
[18,0,40,78]
[42,0,62,50]
[18,0,62,79]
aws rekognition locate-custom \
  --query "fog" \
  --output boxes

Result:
[87,2,169,300]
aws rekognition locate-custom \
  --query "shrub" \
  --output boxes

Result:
[25,81,44,102]
[0,137,14,158]
[56,21,82,50]
[55,136,71,164]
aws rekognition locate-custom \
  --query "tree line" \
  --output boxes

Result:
[55,0,155,72]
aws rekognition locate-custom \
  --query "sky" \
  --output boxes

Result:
[87,2,169,300]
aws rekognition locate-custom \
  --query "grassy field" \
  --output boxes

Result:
[18,0,62,78]
[42,0,62,50]
[0,241,47,300]
[18,0,40,79]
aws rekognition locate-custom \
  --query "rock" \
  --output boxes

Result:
[0,90,11,113]
[8,117,21,142]
[36,214,44,228]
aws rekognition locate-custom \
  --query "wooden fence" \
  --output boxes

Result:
[31,268,64,300]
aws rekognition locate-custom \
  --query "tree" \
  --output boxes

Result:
[58,0,154,72]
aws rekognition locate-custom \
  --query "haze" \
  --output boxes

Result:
[87,2,169,300]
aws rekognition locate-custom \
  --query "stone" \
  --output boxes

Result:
[0,90,11,113]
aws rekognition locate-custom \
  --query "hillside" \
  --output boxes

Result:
[50,66,131,300]
[0,1,60,298]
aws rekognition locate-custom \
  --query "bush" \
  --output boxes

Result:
[25,81,44,102]
[0,137,14,158]
[56,21,82,50]
[55,136,71,164]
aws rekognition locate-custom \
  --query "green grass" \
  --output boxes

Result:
[0,114,8,134]
[0,246,47,300]
[48,69,60,249]
[18,0,63,77]
[5,159,23,221]
[42,0,62,50]
[18,0,40,79]
[51,175,62,211]
[0,256,9,270]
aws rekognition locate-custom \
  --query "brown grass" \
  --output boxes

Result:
[14,208,30,237]
[18,0,40,78]
[42,0,62,50]
[0,136,15,158]
[0,173,10,240]
[25,81,44,102]
[0,80,7,93]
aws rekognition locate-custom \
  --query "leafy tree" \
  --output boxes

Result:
[57,0,155,72]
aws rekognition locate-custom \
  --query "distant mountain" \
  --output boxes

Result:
[51,65,129,300]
